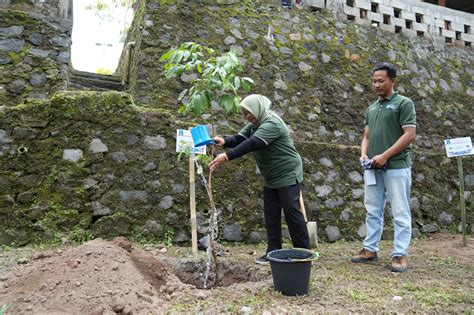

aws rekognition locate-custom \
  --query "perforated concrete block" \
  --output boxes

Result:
[411,6,424,15]
[401,11,415,21]
[393,17,405,27]
[451,22,465,33]
[343,5,358,16]
[433,19,445,28]
[443,29,455,38]
[355,0,371,11]
[414,23,428,33]
[306,0,325,9]
[421,16,433,25]
[461,33,474,42]
[379,4,393,15]
[391,0,407,10]
[368,12,383,22]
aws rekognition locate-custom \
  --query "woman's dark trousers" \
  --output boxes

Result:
[263,183,310,253]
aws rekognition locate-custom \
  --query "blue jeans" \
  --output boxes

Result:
[281,0,291,7]
[363,168,412,257]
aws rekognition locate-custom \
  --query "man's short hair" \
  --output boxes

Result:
[372,62,397,79]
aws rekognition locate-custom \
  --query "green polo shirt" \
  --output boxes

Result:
[364,92,416,169]
[239,113,303,189]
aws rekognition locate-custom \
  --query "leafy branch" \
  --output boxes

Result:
[160,42,254,116]
[161,42,254,287]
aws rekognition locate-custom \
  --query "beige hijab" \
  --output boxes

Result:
[239,94,273,124]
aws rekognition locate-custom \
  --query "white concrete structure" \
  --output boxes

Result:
[306,0,473,48]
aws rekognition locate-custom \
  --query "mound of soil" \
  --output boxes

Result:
[0,238,206,314]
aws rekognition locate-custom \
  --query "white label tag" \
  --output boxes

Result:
[365,170,376,186]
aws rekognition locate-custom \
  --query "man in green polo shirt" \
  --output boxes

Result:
[210,94,310,265]
[351,62,416,273]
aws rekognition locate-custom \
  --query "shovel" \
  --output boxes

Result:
[299,191,319,248]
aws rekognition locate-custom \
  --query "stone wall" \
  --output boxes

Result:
[126,1,473,150]
[0,0,72,20]
[0,0,473,246]
[0,8,71,106]
[0,91,472,246]
[120,1,473,241]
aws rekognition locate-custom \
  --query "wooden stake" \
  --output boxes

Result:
[457,156,467,247]
[189,153,198,256]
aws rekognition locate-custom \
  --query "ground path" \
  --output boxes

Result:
[0,233,472,313]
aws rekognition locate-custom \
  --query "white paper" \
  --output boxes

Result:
[365,170,376,186]
[176,129,206,155]
[444,137,473,157]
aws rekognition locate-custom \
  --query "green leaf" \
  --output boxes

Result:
[178,89,188,101]
[241,80,250,92]
[242,77,255,84]
[160,49,174,61]
[183,50,191,61]
[234,76,241,89]
[181,42,194,49]
[175,50,185,64]
[233,96,241,112]
[204,90,213,103]
[177,105,187,114]
[196,154,211,165]
[229,51,240,62]
[219,95,235,112]
[169,50,179,63]
[161,42,255,118]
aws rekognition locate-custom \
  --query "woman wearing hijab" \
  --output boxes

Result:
[210,94,310,265]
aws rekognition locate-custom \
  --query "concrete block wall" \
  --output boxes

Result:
[308,0,473,48]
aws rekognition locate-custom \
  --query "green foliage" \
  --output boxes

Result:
[160,42,254,117]
[195,153,211,165]
[85,0,134,39]
[85,0,134,14]
[70,228,93,243]
[177,142,193,162]
[164,228,175,247]
[96,67,113,75]
[130,230,160,246]
[177,142,211,165]
[0,304,9,315]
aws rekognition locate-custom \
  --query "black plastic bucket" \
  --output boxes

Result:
[267,248,317,296]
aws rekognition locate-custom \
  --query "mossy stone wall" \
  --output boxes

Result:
[0,1,473,246]
[0,8,71,106]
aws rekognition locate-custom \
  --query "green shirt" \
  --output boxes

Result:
[240,113,303,188]
[364,92,416,169]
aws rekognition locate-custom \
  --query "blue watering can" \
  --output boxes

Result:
[191,125,214,147]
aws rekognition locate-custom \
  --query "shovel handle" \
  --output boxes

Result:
[299,191,308,222]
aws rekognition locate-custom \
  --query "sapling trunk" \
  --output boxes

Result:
[194,159,220,287]
[208,123,220,285]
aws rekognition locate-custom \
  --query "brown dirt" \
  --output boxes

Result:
[415,232,474,265]
[0,233,472,313]
[0,237,208,314]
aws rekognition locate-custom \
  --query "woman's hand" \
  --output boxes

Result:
[210,153,228,171]
[213,137,225,147]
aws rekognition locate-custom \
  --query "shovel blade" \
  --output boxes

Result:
[306,221,319,248]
